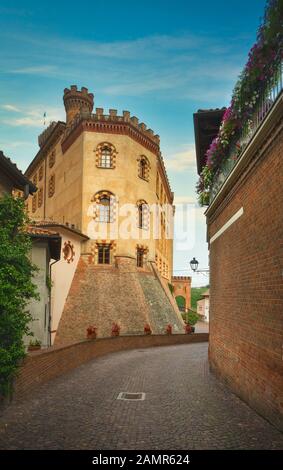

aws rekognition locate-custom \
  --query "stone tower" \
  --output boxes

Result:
[63,85,94,125]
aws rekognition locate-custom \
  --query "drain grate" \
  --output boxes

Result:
[117,392,145,401]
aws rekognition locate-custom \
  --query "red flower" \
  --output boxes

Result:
[184,323,192,334]
[166,324,173,335]
[111,322,121,336]
[86,325,97,338]
[144,323,152,335]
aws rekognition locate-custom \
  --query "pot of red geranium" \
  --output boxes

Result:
[144,323,152,335]
[111,322,120,337]
[86,325,97,340]
[184,323,192,334]
[166,324,172,335]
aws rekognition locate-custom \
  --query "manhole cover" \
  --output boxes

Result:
[117,392,145,401]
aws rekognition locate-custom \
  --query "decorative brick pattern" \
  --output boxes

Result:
[91,190,117,223]
[63,241,75,263]
[32,194,37,213]
[38,165,43,181]
[38,188,43,208]
[48,150,56,168]
[48,174,55,198]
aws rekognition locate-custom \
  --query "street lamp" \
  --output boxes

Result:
[190,257,209,274]
[190,257,199,272]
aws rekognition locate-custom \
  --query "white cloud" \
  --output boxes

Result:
[165,144,197,172]
[2,104,21,112]
[1,105,64,128]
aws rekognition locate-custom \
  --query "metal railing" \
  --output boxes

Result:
[210,58,283,202]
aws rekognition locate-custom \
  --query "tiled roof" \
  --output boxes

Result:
[27,225,60,237]
[33,220,89,239]
[27,225,62,261]
[0,150,37,195]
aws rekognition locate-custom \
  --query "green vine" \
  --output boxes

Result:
[0,195,39,397]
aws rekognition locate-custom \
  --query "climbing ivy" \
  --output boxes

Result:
[0,195,39,397]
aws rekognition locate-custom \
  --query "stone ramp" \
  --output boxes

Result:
[138,271,184,334]
[55,255,184,345]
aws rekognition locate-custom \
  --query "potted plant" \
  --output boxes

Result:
[184,323,192,334]
[86,325,97,340]
[186,310,199,333]
[111,322,120,337]
[166,324,172,335]
[28,339,42,351]
[144,323,152,335]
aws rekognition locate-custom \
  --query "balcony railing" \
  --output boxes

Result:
[210,59,283,202]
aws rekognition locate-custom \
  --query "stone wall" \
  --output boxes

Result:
[207,118,283,431]
[55,256,184,346]
[13,334,209,402]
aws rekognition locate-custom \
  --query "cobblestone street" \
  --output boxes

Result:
[0,343,282,450]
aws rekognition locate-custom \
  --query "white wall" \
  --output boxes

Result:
[26,243,50,348]
[50,228,83,344]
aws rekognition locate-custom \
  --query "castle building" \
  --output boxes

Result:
[25,86,184,343]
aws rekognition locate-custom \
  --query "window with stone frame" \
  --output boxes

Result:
[100,146,112,168]
[95,142,116,169]
[91,191,116,223]
[137,155,150,181]
[97,244,111,264]
[98,195,111,222]
[48,174,55,198]
[137,200,149,229]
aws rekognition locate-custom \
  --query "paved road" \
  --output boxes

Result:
[0,343,282,450]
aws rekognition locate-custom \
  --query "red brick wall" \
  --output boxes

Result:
[207,124,283,431]
[13,334,208,401]
[171,276,191,311]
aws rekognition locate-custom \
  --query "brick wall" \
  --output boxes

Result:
[207,122,283,431]
[13,333,208,401]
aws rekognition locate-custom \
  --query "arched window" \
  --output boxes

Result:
[140,159,146,179]
[137,200,149,229]
[99,195,111,222]
[100,146,112,168]
[91,190,116,223]
[137,156,150,181]
[95,142,117,169]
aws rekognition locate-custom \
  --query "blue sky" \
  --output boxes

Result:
[0,0,266,286]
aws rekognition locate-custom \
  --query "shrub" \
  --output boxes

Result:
[186,310,199,326]
[0,195,39,397]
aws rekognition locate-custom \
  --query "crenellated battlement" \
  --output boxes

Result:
[63,85,94,125]
[172,276,192,281]
[63,106,161,145]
